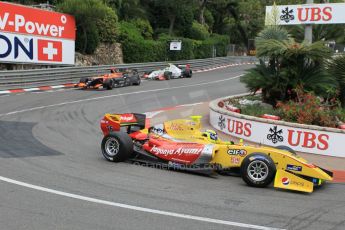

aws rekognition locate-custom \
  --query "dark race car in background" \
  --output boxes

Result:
[142,64,192,80]
[75,68,141,90]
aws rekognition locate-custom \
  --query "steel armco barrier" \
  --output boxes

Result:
[0,56,257,90]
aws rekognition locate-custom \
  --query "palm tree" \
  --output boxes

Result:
[241,26,337,105]
[328,54,345,108]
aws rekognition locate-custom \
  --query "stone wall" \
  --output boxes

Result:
[75,43,123,66]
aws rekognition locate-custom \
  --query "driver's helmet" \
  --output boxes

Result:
[203,130,218,141]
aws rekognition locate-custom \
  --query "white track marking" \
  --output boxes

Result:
[50,85,65,89]
[178,102,204,107]
[0,176,284,230]
[0,75,243,117]
[24,88,40,92]
[144,111,164,119]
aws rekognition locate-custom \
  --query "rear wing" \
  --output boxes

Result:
[100,113,147,135]
[177,64,191,69]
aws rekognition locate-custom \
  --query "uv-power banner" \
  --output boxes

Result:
[0,1,76,65]
[266,3,345,25]
[210,109,345,158]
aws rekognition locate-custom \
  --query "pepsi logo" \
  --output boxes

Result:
[282,177,290,186]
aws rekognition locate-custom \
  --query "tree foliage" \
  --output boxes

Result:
[153,0,194,36]
[16,0,345,59]
[57,0,118,54]
[241,26,337,105]
[187,21,210,40]
[328,55,345,108]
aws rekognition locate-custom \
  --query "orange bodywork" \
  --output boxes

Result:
[75,70,126,89]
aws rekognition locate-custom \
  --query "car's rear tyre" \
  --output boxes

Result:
[103,79,113,90]
[240,153,276,188]
[164,71,171,80]
[276,145,297,156]
[101,132,133,162]
[125,79,131,86]
[134,77,141,85]
[185,70,192,78]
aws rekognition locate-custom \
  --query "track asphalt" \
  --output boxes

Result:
[0,65,345,230]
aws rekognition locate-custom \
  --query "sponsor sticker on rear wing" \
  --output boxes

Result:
[111,113,146,128]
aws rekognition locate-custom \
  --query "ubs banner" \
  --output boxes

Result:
[0,1,75,65]
[210,109,345,158]
[266,3,345,25]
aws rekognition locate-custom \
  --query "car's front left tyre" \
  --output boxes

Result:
[164,71,171,80]
[101,132,133,162]
[103,79,114,90]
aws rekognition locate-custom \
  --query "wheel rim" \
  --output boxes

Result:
[247,160,269,182]
[105,137,120,157]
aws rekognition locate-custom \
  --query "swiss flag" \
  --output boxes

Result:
[37,40,62,62]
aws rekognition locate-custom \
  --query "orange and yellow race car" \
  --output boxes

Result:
[75,68,141,90]
[99,114,333,193]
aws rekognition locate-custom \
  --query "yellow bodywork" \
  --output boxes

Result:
[151,116,333,193]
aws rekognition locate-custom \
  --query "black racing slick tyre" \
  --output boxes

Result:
[164,71,171,80]
[80,77,88,83]
[135,78,141,85]
[103,79,113,90]
[276,145,297,156]
[240,153,276,188]
[186,70,192,78]
[101,132,133,162]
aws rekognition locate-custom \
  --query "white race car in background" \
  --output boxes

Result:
[142,64,192,80]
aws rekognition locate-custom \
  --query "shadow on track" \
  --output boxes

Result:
[0,121,62,158]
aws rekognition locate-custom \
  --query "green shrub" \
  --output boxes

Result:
[239,104,283,118]
[193,40,212,59]
[118,21,143,42]
[122,38,166,63]
[119,21,166,63]
[75,23,99,54]
[158,37,195,61]
[130,19,154,39]
[241,26,336,106]
[187,21,210,40]
[58,0,118,54]
[193,34,229,59]
[204,9,214,29]
[97,7,119,43]
[208,34,229,57]
[276,90,337,127]
[331,107,345,122]
[327,54,345,108]
[154,28,170,39]
[119,21,229,62]
[84,25,100,54]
